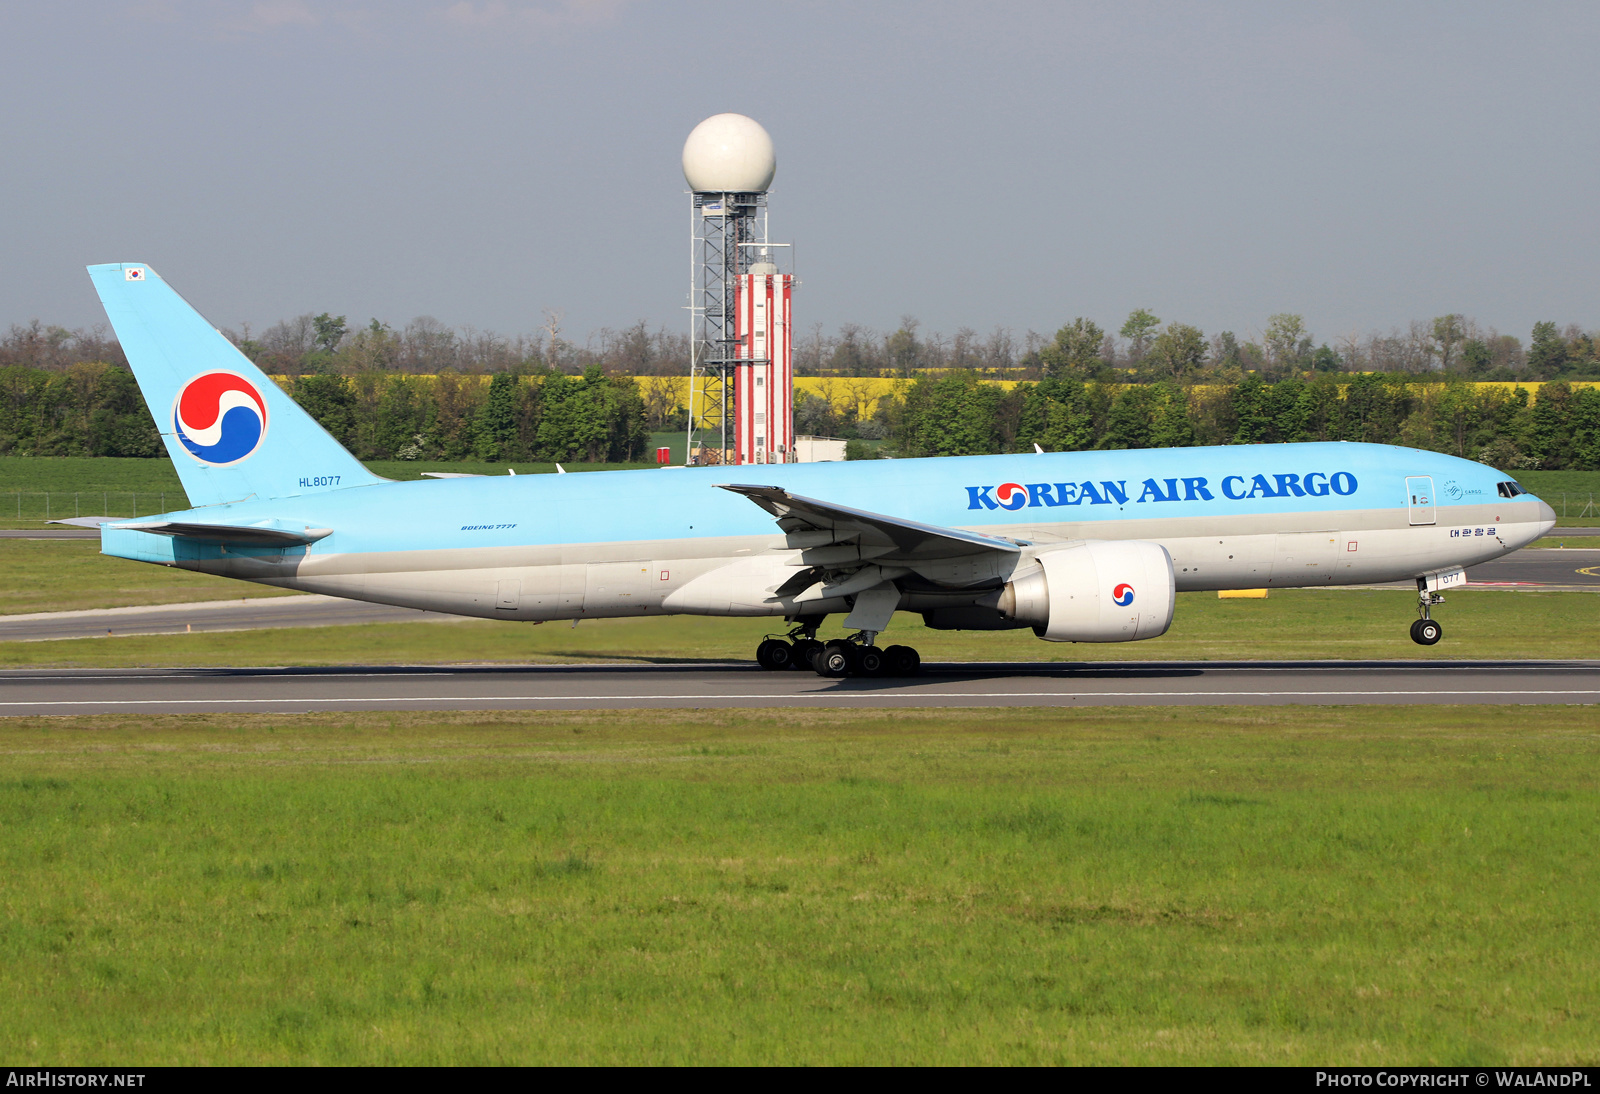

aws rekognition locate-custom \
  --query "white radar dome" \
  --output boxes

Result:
[682,113,776,193]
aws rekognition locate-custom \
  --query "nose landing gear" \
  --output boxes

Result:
[1411,579,1444,646]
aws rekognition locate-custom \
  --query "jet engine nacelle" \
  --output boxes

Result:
[998,540,1175,642]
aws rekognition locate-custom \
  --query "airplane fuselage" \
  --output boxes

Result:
[102,441,1555,626]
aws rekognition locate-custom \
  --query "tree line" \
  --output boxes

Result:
[292,367,648,462]
[0,314,689,380]
[3,357,1597,471]
[882,372,1600,471]
[797,310,1600,383]
[8,305,1599,385]
[0,362,647,463]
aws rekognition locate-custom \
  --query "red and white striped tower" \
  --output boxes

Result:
[683,114,794,466]
[734,263,794,464]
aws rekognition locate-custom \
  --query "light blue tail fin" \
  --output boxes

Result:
[87,262,385,508]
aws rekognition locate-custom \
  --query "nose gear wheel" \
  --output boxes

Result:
[1411,578,1447,645]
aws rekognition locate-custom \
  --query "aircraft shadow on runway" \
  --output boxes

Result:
[24,657,1593,686]
[793,658,1598,692]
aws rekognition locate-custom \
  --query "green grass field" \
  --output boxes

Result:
[0,456,188,495]
[1,706,1596,1065]
[2,464,1596,1065]
[1515,470,1600,525]
[3,585,1596,668]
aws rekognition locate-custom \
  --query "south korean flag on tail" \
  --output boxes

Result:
[125,267,145,281]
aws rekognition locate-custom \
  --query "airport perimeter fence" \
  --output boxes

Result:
[1555,493,1596,520]
[9,492,171,522]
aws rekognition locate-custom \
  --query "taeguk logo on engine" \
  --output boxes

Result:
[173,371,269,465]
[1112,583,1135,607]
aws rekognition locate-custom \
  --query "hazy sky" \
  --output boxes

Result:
[2,1,1595,349]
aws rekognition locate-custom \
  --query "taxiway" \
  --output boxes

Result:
[0,659,1595,715]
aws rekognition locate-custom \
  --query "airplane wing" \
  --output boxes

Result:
[717,483,1022,561]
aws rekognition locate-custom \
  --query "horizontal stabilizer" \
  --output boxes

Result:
[48,517,118,528]
[717,483,1022,561]
[113,520,332,546]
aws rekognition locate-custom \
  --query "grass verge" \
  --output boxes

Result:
[0,706,1595,1064]
[0,540,291,615]
[3,589,1597,667]
[1532,537,1600,549]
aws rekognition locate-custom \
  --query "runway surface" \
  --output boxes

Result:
[1,659,1596,714]
[1462,547,1600,588]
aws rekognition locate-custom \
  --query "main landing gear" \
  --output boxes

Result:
[755,621,822,671]
[1411,579,1444,646]
[755,623,921,678]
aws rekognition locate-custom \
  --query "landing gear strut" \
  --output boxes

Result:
[1411,579,1444,646]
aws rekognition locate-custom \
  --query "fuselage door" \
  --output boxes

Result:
[496,579,521,611]
[1406,476,1436,525]
[1272,532,1338,583]
[584,561,651,612]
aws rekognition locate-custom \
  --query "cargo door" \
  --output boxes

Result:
[1406,476,1436,525]
[583,561,651,612]
[1272,532,1338,584]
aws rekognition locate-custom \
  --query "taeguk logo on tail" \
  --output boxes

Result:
[1112,583,1135,607]
[173,371,268,465]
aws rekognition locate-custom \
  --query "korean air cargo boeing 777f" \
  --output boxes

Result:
[88,263,1557,677]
